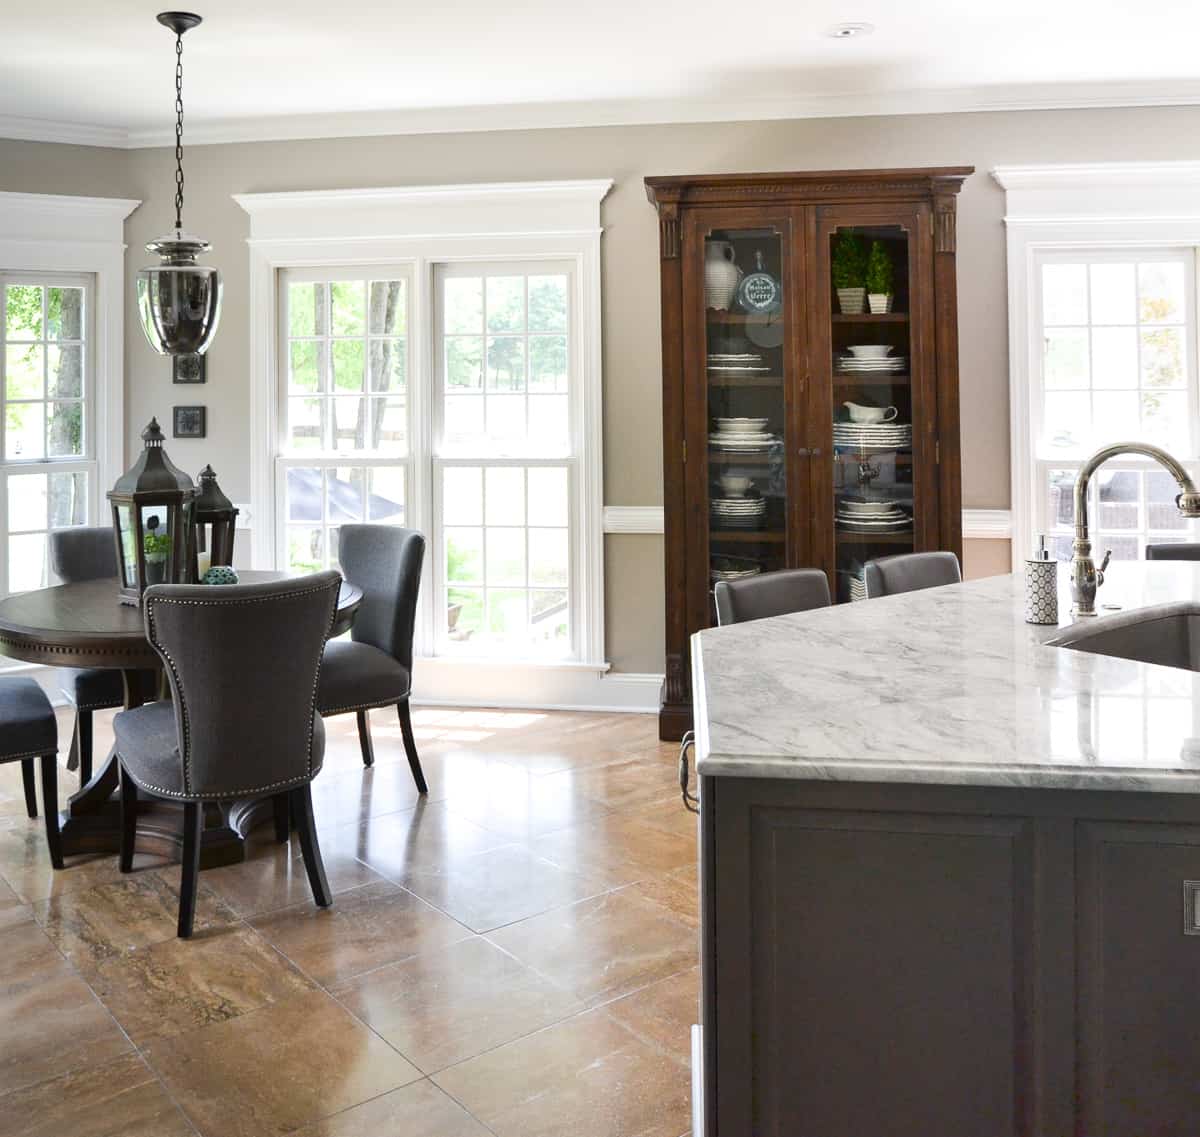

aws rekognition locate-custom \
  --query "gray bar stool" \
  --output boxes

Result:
[863,552,962,598]
[714,568,832,625]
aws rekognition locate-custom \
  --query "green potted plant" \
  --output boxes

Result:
[143,517,171,585]
[831,232,867,314]
[865,240,895,314]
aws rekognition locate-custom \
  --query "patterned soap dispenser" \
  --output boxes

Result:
[1024,534,1059,625]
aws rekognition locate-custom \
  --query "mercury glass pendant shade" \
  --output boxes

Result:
[136,231,222,356]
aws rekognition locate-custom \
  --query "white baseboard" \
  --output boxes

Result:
[411,658,663,713]
[691,1024,705,1137]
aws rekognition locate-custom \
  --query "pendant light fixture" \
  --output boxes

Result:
[136,12,222,357]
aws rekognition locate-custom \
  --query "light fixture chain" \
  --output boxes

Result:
[174,32,185,232]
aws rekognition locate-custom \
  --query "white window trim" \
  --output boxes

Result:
[994,161,1200,567]
[0,192,138,524]
[235,180,614,698]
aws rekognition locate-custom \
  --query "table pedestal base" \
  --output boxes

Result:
[58,733,276,870]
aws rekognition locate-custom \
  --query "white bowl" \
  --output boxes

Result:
[846,345,894,360]
[719,476,752,496]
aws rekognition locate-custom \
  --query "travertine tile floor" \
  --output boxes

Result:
[0,705,697,1137]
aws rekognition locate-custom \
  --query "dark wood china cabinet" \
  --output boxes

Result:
[645,167,973,740]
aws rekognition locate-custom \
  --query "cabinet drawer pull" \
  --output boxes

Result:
[679,731,699,814]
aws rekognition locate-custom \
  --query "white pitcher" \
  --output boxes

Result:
[704,241,741,311]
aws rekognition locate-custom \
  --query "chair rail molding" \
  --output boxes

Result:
[962,509,1012,540]
[0,191,139,530]
[994,161,1200,566]
[603,506,665,534]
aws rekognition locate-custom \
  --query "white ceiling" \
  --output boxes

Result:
[5,0,1200,146]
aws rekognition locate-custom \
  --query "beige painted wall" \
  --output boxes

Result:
[7,104,1200,671]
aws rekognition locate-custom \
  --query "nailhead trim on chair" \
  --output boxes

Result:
[319,691,413,716]
[142,580,341,798]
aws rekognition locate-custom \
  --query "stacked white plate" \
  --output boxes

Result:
[836,354,908,374]
[708,352,770,374]
[711,496,767,529]
[710,417,776,451]
[711,555,763,583]
[847,575,868,602]
[833,422,912,450]
[836,499,913,531]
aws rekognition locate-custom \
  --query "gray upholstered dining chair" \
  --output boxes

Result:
[714,568,831,626]
[317,525,427,792]
[114,572,341,938]
[48,527,156,781]
[1146,543,1200,561]
[863,551,962,598]
[0,677,61,868]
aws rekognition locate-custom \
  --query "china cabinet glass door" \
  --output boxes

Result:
[820,213,933,602]
[689,218,794,623]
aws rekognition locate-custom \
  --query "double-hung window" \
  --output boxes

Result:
[1031,249,1200,560]
[277,270,410,573]
[251,179,609,683]
[434,264,575,657]
[0,275,94,593]
[276,261,585,661]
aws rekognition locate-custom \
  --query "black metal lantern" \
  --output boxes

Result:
[108,419,197,605]
[192,464,238,578]
[135,12,222,357]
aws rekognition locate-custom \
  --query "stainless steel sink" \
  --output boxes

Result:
[1047,602,1200,673]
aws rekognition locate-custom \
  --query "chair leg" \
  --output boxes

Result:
[119,765,138,873]
[78,710,94,785]
[177,801,203,939]
[396,699,427,795]
[40,755,63,870]
[21,758,37,818]
[290,784,332,908]
[355,709,375,768]
[272,792,291,843]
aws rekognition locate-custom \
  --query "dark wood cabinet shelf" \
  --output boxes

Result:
[833,529,914,544]
[704,309,782,325]
[707,375,784,388]
[832,311,909,323]
[646,166,970,743]
[833,374,910,385]
[709,530,786,543]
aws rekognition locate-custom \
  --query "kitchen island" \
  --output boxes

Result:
[691,564,1200,1137]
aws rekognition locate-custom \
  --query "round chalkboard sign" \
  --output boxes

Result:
[736,250,782,315]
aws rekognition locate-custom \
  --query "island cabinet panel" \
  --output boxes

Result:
[644,168,972,741]
[699,778,1200,1137]
[1077,822,1200,1137]
[715,801,1035,1137]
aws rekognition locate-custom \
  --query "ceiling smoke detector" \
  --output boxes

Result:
[826,22,874,38]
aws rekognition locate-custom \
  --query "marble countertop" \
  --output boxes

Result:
[693,561,1200,792]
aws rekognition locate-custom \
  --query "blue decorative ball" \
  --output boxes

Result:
[201,565,239,586]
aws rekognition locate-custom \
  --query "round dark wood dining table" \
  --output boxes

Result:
[0,571,361,868]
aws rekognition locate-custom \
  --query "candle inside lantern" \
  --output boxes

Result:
[197,550,213,578]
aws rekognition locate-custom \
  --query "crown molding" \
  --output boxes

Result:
[8,79,1200,150]
[0,114,129,149]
